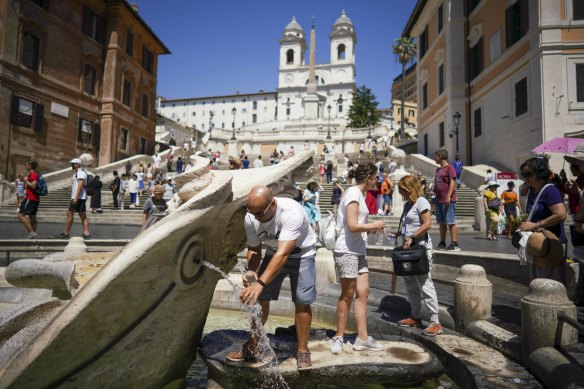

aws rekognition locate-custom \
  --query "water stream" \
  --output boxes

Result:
[201,261,289,389]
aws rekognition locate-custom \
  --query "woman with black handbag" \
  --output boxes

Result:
[395,175,442,336]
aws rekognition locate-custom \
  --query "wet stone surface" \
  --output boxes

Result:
[198,327,444,388]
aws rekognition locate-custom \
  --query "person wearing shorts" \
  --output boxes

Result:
[330,162,386,355]
[54,158,90,239]
[228,186,317,370]
[17,161,40,239]
[433,149,460,251]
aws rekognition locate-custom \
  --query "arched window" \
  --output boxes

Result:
[337,44,346,60]
[286,49,294,64]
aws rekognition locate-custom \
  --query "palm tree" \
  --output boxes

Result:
[392,36,416,142]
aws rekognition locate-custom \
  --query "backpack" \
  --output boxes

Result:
[79,171,96,195]
[35,174,48,196]
[317,211,337,251]
[379,164,384,173]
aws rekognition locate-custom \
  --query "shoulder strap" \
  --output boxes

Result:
[526,183,552,222]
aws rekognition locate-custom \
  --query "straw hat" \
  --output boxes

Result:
[564,143,584,165]
[487,180,499,188]
[526,229,563,269]
[152,184,165,194]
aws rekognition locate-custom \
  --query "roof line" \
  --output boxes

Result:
[116,0,171,54]
[402,0,427,37]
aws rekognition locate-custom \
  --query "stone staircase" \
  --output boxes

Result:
[0,180,149,225]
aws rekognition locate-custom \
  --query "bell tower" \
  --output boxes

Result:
[330,10,356,66]
[279,16,306,69]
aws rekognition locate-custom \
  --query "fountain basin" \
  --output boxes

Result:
[199,328,444,388]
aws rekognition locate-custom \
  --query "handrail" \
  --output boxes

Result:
[554,311,584,347]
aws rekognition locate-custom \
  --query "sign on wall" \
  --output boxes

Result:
[50,102,69,118]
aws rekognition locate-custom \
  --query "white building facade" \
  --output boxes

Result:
[157,11,375,156]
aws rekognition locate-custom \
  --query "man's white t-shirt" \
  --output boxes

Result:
[128,179,138,193]
[72,170,88,200]
[254,159,264,168]
[334,186,368,255]
[245,197,316,259]
[135,171,144,182]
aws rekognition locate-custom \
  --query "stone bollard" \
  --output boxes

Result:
[453,264,492,331]
[64,237,87,254]
[521,278,578,365]
[475,195,486,233]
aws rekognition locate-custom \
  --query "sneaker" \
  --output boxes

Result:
[423,322,443,337]
[54,232,70,239]
[446,242,461,251]
[330,336,344,354]
[397,317,422,328]
[28,232,37,239]
[82,234,91,240]
[296,351,312,370]
[353,336,384,351]
[226,339,259,362]
[436,242,447,251]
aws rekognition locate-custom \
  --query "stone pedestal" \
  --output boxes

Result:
[475,196,486,233]
[453,265,492,331]
[64,237,88,254]
[521,279,578,365]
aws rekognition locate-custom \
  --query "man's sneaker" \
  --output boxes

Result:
[28,232,37,239]
[54,232,69,239]
[226,339,259,362]
[397,317,422,328]
[436,242,447,251]
[330,336,344,354]
[353,336,384,351]
[446,242,461,251]
[82,234,91,240]
[423,322,443,337]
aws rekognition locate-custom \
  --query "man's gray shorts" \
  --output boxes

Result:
[258,254,316,305]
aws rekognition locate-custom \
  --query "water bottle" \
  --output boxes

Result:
[375,230,384,245]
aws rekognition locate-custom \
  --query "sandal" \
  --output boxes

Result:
[297,351,312,370]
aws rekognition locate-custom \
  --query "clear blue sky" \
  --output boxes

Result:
[135,0,417,108]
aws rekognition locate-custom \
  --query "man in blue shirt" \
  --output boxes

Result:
[452,154,463,189]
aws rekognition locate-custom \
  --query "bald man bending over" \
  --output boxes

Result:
[227,185,317,370]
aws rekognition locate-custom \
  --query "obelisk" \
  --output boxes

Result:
[303,17,320,119]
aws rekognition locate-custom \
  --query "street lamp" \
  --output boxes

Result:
[449,111,461,153]
[231,107,236,141]
[326,104,332,140]
[367,110,372,139]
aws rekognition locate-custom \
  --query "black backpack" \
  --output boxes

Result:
[78,171,96,195]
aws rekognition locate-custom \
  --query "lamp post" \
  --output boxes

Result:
[449,111,461,153]
[326,104,332,140]
[367,110,372,139]
[231,107,236,141]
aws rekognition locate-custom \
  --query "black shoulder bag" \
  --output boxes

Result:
[391,201,430,276]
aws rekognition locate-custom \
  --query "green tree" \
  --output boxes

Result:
[346,85,380,129]
[392,36,416,141]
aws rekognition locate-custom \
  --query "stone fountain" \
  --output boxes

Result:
[0,152,315,388]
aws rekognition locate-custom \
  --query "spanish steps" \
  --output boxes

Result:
[0,153,480,231]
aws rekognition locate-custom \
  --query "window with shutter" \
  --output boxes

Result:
[422,83,428,109]
[82,7,105,44]
[437,4,444,34]
[11,96,35,128]
[515,78,528,116]
[123,80,131,107]
[474,108,482,137]
[439,122,445,146]
[33,103,44,132]
[83,65,96,95]
[142,94,149,117]
[419,27,429,58]
[142,46,154,73]
[438,64,444,94]
[577,64,584,102]
[506,0,528,48]
[469,39,483,81]
[125,30,133,56]
[575,0,584,20]
[21,32,40,70]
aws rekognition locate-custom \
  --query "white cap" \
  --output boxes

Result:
[69,158,82,164]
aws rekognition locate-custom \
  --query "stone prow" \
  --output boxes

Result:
[0,151,315,389]
[4,259,77,300]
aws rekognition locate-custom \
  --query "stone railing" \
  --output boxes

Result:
[0,148,179,205]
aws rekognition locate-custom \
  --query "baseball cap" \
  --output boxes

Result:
[69,158,82,164]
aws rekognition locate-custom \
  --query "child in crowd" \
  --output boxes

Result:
[128,174,138,208]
